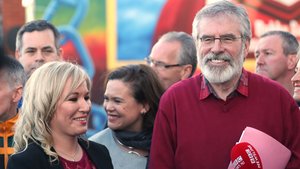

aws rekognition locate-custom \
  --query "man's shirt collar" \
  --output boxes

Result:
[199,69,248,100]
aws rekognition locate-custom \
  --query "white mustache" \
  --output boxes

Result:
[203,53,232,64]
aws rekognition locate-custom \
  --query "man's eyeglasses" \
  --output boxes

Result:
[198,35,243,45]
[145,57,184,69]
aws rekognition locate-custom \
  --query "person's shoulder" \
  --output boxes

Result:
[177,74,201,87]
[161,74,202,101]
[248,71,287,90]
[167,74,201,92]
[89,128,111,142]
[247,71,294,100]
[11,142,44,158]
[8,142,49,169]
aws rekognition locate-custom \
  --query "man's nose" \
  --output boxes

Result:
[255,54,265,65]
[34,51,45,62]
[210,39,225,54]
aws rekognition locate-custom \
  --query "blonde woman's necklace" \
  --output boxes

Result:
[56,144,80,162]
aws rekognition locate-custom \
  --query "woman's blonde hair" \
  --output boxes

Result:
[13,61,91,162]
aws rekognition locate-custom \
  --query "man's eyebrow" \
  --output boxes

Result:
[220,33,236,36]
[261,48,275,53]
[25,47,36,50]
[42,46,55,50]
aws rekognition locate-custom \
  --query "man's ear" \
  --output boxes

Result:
[243,39,251,60]
[142,104,150,114]
[181,65,193,79]
[12,85,23,103]
[15,50,21,60]
[287,54,298,70]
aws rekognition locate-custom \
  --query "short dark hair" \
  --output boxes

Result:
[260,30,299,56]
[15,20,60,52]
[105,64,165,130]
[0,54,26,87]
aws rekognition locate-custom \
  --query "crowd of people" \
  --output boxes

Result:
[1,1,300,169]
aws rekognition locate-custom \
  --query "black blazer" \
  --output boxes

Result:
[7,139,113,169]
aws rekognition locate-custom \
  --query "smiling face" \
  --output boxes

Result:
[103,79,146,132]
[197,15,249,83]
[50,79,91,137]
[292,61,300,101]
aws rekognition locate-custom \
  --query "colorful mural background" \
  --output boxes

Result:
[33,0,300,135]
[35,0,107,136]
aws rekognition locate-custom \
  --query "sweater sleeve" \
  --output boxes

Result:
[149,92,177,169]
[282,90,300,169]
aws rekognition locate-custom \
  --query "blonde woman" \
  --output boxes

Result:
[8,61,113,169]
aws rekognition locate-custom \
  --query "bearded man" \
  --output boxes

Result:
[149,1,300,169]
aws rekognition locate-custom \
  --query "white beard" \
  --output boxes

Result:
[199,45,245,84]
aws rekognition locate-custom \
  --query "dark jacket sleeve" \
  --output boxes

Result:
[8,140,113,169]
[7,143,62,169]
[7,154,31,169]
